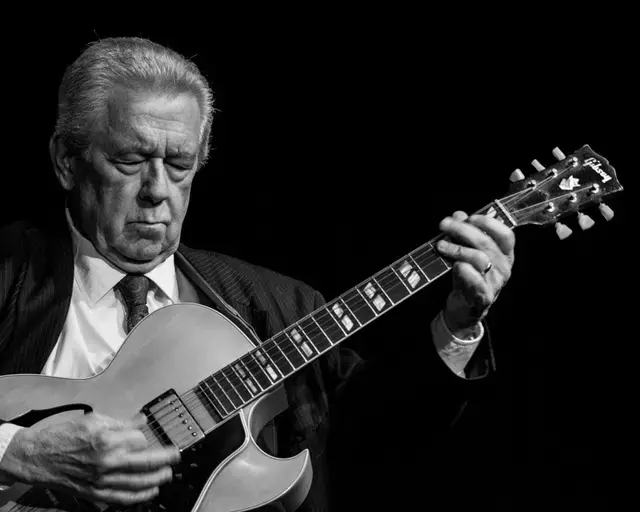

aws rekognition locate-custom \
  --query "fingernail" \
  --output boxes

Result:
[437,240,448,251]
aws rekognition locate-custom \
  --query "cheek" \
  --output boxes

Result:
[94,184,139,235]
[170,181,193,219]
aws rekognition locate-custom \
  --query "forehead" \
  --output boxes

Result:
[101,87,201,156]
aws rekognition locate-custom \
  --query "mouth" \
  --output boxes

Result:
[129,221,168,226]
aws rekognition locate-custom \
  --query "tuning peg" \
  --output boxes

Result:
[577,212,595,230]
[552,147,566,160]
[531,159,545,171]
[555,222,572,240]
[509,168,525,182]
[598,202,614,221]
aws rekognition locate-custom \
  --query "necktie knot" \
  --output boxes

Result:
[116,275,150,333]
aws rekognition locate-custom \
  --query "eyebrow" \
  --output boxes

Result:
[111,144,197,159]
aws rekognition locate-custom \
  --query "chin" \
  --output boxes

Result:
[108,243,172,273]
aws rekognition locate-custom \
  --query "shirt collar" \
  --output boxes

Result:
[66,209,178,306]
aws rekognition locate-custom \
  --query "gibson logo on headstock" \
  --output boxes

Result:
[583,157,612,183]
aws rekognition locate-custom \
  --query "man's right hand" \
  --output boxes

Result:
[0,412,180,506]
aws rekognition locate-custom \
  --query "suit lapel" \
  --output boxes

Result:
[175,247,270,343]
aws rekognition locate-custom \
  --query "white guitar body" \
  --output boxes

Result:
[0,304,313,512]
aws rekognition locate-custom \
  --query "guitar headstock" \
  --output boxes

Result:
[500,145,623,238]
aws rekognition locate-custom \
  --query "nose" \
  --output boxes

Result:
[139,159,170,205]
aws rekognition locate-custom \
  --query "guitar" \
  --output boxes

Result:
[0,144,623,511]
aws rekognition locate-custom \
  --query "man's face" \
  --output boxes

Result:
[67,89,201,273]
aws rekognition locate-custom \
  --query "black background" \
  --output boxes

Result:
[1,13,634,510]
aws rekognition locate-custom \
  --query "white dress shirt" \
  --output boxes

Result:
[0,216,483,480]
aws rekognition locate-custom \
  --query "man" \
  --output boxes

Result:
[0,37,514,510]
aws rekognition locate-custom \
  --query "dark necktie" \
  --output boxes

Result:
[116,274,150,334]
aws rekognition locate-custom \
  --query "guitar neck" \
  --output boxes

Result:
[188,199,517,431]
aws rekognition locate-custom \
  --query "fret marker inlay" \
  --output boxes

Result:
[341,316,354,330]
[400,260,421,288]
[255,349,279,381]
[372,295,386,311]
[364,282,376,298]
[291,328,314,357]
[332,302,355,331]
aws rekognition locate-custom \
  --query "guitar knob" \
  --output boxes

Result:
[531,159,545,171]
[555,222,572,240]
[599,202,614,221]
[509,168,525,182]
[577,212,595,230]
[552,147,566,160]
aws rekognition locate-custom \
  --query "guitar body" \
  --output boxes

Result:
[0,304,313,512]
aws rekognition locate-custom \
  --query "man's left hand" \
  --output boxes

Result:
[436,210,515,332]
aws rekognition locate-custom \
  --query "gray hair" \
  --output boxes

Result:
[54,37,215,168]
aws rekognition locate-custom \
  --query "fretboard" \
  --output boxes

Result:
[191,200,516,426]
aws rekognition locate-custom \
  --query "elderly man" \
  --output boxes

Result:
[0,37,514,510]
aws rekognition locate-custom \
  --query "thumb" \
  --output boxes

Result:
[124,412,149,430]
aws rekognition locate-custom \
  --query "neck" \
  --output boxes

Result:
[176,198,516,446]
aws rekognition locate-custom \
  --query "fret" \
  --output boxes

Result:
[195,384,224,422]
[312,308,346,343]
[397,256,429,291]
[240,354,271,391]
[273,332,307,367]
[222,366,252,403]
[358,279,391,314]
[411,244,449,280]
[263,338,295,376]
[204,376,234,414]
[232,360,260,395]
[286,328,317,360]
[390,266,412,293]
[253,346,283,383]
[185,199,522,426]
[199,379,231,416]
[215,372,244,409]
[375,267,411,304]
[297,318,332,352]
[342,288,377,325]
[330,298,361,331]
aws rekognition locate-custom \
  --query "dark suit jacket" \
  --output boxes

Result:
[0,219,496,511]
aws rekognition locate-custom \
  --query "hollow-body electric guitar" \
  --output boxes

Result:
[0,145,623,511]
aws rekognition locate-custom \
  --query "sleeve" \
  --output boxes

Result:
[0,423,22,488]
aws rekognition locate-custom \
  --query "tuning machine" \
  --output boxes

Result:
[552,147,566,160]
[599,203,614,221]
[555,221,572,240]
[509,168,525,182]
[531,147,567,174]
[531,159,545,172]
[577,212,595,230]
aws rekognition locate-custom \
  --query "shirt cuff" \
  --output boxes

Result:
[432,310,484,346]
[0,423,23,488]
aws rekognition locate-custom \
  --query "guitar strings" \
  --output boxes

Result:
[135,190,538,442]
[135,185,560,445]
[135,226,507,444]
[135,242,455,445]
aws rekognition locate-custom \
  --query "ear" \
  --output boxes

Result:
[49,134,75,191]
